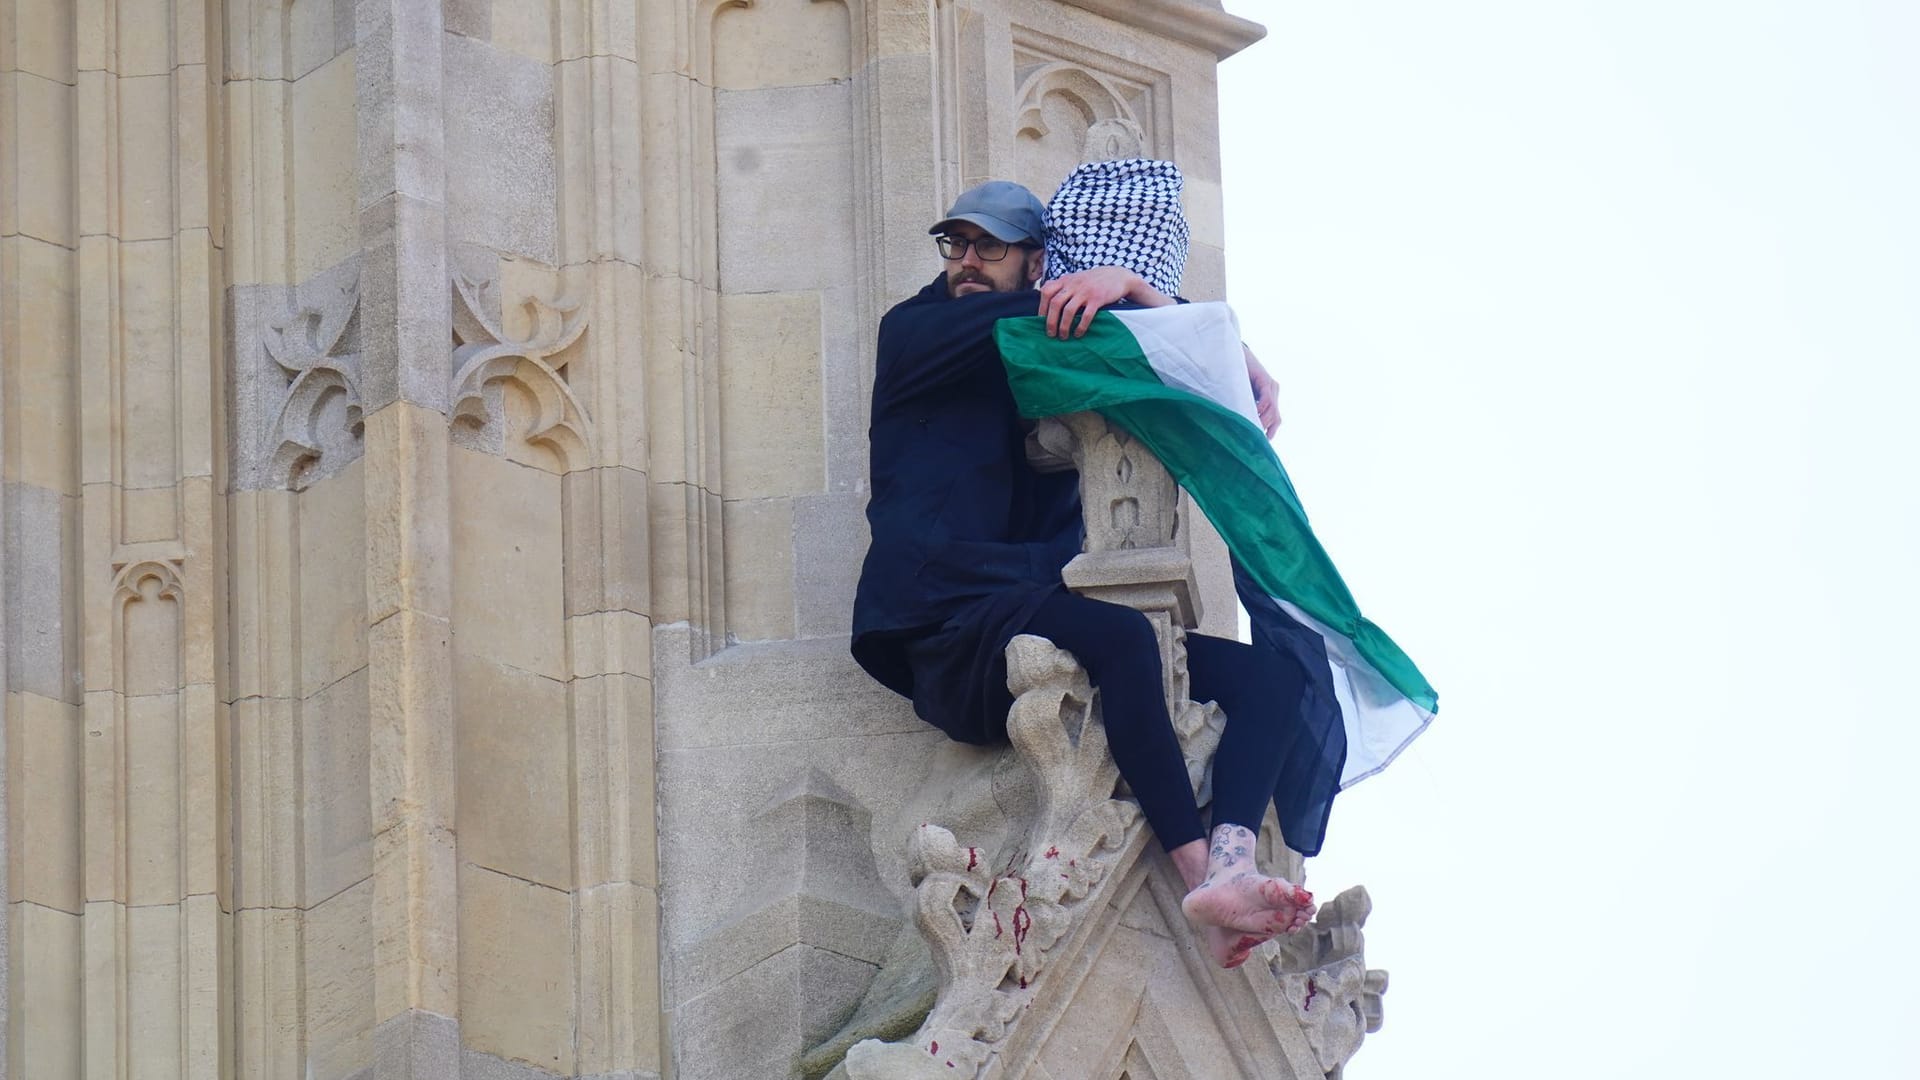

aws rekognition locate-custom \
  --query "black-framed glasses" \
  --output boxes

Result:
[935,234,1029,262]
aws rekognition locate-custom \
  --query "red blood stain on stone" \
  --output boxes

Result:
[992,911,1003,938]
[1011,905,1032,953]
[1043,846,1059,859]
[929,1040,939,1054]
[966,847,978,872]
[1303,977,1319,1012]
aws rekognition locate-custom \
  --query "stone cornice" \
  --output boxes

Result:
[1057,0,1267,60]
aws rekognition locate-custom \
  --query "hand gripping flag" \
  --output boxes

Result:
[995,302,1436,788]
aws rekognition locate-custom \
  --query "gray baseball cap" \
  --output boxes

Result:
[928,181,1047,244]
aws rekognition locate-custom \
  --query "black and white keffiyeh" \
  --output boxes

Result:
[1043,158,1190,296]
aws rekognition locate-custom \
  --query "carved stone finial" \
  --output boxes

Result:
[1082,116,1147,162]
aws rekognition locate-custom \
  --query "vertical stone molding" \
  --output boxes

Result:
[356,4,460,1074]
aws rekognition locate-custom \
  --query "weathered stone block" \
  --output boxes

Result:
[458,863,575,1074]
[0,238,77,493]
[711,0,853,89]
[491,0,552,64]
[449,444,566,677]
[10,902,82,1077]
[792,490,867,640]
[303,666,374,908]
[124,691,184,905]
[2,481,77,700]
[307,878,377,1080]
[224,487,298,701]
[574,880,663,1074]
[6,691,83,912]
[116,77,175,242]
[568,672,657,891]
[721,497,795,643]
[362,401,452,624]
[370,1006,460,1080]
[673,943,878,1080]
[453,651,570,889]
[367,609,455,836]
[714,83,855,294]
[233,906,302,1078]
[114,0,172,77]
[354,0,448,210]
[292,52,362,282]
[718,290,826,501]
[441,0,490,41]
[555,56,644,265]
[7,0,76,84]
[298,460,370,695]
[230,695,299,910]
[561,465,651,617]
[567,610,652,681]
[370,819,459,1020]
[443,33,556,263]
[5,71,76,248]
[125,903,185,1067]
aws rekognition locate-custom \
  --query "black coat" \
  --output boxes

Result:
[850,275,1083,742]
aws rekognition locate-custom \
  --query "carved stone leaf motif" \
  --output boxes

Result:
[449,272,591,466]
[113,558,185,604]
[847,636,1145,1079]
[1015,61,1146,152]
[262,269,362,489]
[1261,886,1389,1075]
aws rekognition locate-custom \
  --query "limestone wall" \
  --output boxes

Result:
[0,2,1263,1078]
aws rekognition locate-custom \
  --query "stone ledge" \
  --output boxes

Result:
[1057,0,1266,60]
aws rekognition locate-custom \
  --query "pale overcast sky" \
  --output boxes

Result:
[1218,2,1920,1075]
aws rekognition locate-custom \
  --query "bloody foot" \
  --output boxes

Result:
[1179,823,1316,946]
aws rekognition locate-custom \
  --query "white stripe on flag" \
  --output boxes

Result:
[1109,303,1261,430]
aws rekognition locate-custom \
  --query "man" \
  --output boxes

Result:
[851,179,1321,967]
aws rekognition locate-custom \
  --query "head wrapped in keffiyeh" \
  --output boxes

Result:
[1043,158,1190,296]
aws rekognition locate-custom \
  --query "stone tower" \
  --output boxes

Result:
[0,1,1380,1077]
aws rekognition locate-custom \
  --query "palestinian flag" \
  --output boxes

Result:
[995,302,1436,788]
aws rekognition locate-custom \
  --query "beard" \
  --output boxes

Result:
[947,269,998,296]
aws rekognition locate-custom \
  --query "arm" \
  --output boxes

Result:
[1244,344,1280,437]
[1037,267,1176,339]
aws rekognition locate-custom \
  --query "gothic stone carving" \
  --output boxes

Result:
[843,635,1144,1079]
[1009,35,1171,195]
[449,271,592,469]
[231,259,364,491]
[1263,886,1388,1076]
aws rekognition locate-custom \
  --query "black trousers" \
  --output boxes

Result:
[1020,589,1312,852]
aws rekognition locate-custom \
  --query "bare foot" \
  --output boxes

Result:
[1179,824,1316,942]
[1202,924,1271,969]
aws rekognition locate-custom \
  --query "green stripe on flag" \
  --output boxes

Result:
[995,310,1437,714]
